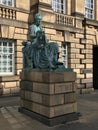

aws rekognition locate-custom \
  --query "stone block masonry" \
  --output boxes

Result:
[0,76,20,95]
[19,71,78,126]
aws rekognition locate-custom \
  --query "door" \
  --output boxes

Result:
[93,45,98,89]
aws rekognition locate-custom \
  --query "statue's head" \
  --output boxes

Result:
[34,13,42,26]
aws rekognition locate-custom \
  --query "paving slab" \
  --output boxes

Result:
[0,91,98,130]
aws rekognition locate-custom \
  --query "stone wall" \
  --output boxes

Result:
[0,0,97,95]
[0,0,30,95]
[35,0,96,94]
[43,25,95,94]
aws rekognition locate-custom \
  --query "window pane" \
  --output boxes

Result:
[61,43,68,68]
[0,0,14,6]
[0,47,2,52]
[3,47,7,53]
[0,40,14,75]
[8,0,12,6]
[51,0,65,14]
[2,0,7,5]
[9,42,12,46]
[85,0,94,19]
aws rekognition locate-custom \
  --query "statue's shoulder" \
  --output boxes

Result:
[29,23,36,28]
[30,24,38,32]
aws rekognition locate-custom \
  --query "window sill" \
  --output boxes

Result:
[0,75,19,82]
[0,4,30,13]
[83,18,98,27]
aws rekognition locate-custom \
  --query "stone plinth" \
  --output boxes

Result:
[19,71,78,126]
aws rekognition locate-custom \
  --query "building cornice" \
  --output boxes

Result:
[83,18,98,27]
[39,2,51,9]
[71,12,84,18]
[0,18,28,28]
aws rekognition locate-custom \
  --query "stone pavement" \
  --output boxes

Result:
[0,91,98,130]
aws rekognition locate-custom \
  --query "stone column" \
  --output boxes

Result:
[71,0,84,29]
[71,0,84,16]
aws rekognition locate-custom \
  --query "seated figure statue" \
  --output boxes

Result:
[22,13,64,71]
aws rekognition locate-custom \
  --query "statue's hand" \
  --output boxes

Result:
[36,30,44,36]
[22,41,31,46]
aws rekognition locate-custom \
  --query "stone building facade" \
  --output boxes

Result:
[30,0,98,94]
[0,0,98,95]
[0,0,30,95]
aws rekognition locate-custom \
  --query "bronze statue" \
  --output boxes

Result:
[22,13,70,72]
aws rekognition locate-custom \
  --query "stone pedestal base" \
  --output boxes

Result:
[19,107,78,126]
[19,71,78,126]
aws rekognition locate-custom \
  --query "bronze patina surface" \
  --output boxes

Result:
[22,13,72,72]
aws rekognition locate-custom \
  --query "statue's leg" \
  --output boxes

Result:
[48,42,63,66]
[48,42,59,63]
[23,55,25,68]
[29,46,34,68]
